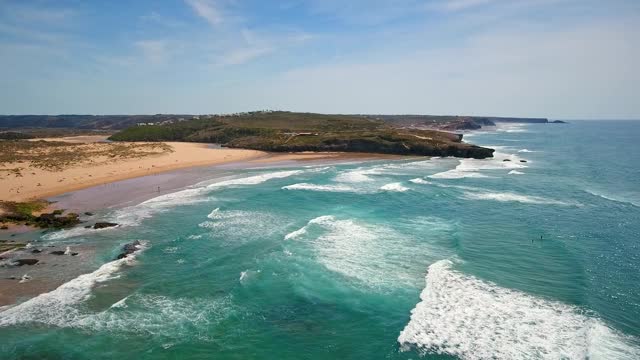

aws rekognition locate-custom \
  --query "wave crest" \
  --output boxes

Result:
[398,260,640,359]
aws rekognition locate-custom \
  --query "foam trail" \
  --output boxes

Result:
[508,170,525,175]
[398,260,640,359]
[0,241,148,327]
[206,170,303,189]
[106,170,303,230]
[380,183,410,192]
[462,191,569,205]
[584,189,640,207]
[410,178,432,185]
[289,216,440,289]
[282,183,358,193]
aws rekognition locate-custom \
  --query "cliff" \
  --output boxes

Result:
[109,112,495,159]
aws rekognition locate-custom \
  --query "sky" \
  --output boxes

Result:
[0,0,638,119]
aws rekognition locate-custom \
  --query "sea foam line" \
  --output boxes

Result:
[398,260,640,360]
[462,191,570,205]
[282,183,358,193]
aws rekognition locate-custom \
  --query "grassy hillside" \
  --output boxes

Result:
[110,111,495,159]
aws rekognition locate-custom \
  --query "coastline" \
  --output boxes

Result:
[0,147,409,306]
[1,136,405,204]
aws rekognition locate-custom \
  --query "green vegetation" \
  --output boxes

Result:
[0,200,81,229]
[110,111,495,159]
[0,131,34,140]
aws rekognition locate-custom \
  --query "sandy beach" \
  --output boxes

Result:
[1,136,399,203]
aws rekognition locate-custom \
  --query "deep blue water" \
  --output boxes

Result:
[1,121,639,359]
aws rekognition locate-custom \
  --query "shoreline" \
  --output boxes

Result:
[1,136,406,204]
[0,149,408,307]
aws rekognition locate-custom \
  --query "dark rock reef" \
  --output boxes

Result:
[116,240,142,260]
[93,222,118,230]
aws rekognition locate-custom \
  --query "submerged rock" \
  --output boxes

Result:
[116,240,141,260]
[50,250,65,255]
[13,259,39,266]
[520,160,528,163]
[84,212,94,216]
[94,222,118,229]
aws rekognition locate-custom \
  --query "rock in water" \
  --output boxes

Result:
[13,259,39,266]
[116,240,141,260]
[50,250,65,255]
[94,222,118,229]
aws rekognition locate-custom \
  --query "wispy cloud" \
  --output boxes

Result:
[216,46,274,66]
[185,0,223,26]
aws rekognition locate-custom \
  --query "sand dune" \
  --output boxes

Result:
[1,139,266,202]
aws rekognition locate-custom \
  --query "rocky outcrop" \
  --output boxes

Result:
[550,120,567,124]
[116,240,141,260]
[93,222,118,229]
[0,202,81,229]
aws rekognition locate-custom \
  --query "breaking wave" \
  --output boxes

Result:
[282,183,358,193]
[0,241,149,327]
[398,260,640,359]
[380,182,410,192]
[428,151,527,179]
[410,178,432,185]
[462,191,570,205]
[285,216,443,289]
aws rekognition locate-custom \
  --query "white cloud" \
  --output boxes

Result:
[185,0,223,26]
[254,18,640,119]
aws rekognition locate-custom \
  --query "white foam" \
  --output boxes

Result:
[334,168,377,183]
[200,208,285,242]
[206,170,303,189]
[239,270,248,282]
[428,169,489,179]
[398,260,640,359]
[282,183,358,193]
[428,151,528,180]
[287,216,440,289]
[85,294,233,340]
[518,149,535,153]
[508,170,525,175]
[380,182,410,192]
[284,225,308,240]
[98,170,303,231]
[462,191,569,205]
[0,241,149,327]
[410,178,432,185]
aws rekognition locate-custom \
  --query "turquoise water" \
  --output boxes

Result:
[1,121,639,359]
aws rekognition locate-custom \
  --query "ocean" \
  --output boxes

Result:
[1,121,639,359]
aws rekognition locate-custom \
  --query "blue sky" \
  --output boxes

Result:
[0,0,638,118]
